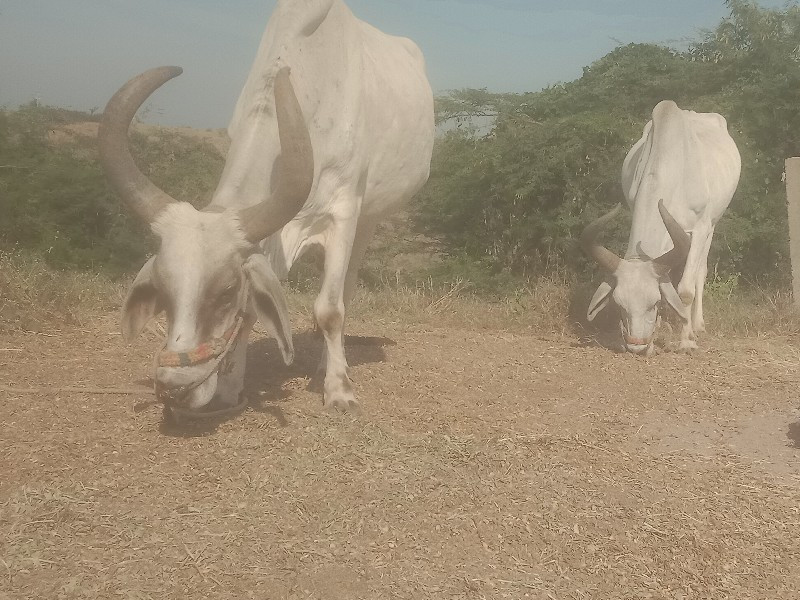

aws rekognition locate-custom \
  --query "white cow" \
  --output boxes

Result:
[582,100,741,355]
[98,0,434,416]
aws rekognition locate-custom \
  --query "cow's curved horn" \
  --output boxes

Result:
[238,67,314,243]
[635,241,654,262]
[98,67,183,224]
[581,203,623,273]
[654,199,691,269]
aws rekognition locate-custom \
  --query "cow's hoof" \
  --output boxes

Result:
[322,375,359,413]
[676,340,698,353]
[323,395,361,414]
[322,381,361,414]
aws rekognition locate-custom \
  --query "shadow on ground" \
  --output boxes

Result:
[159,329,394,437]
[567,279,623,352]
[787,421,800,449]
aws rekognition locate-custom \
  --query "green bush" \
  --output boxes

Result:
[415,0,800,287]
[0,104,224,275]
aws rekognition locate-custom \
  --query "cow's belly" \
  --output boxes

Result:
[361,165,430,217]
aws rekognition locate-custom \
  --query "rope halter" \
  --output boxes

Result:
[158,317,244,369]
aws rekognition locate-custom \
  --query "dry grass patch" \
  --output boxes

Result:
[0,251,122,333]
[4,250,800,343]
[705,287,800,338]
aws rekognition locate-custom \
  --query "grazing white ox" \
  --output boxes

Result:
[98,0,434,416]
[582,100,741,355]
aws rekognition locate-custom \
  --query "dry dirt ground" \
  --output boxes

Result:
[2,308,800,599]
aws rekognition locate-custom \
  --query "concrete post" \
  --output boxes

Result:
[786,158,800,306]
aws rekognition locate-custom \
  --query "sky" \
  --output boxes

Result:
[0,1,793,128]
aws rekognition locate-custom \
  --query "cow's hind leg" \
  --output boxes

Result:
[314,208,361,413]
[344,216,380,308]
[692,227,714,335]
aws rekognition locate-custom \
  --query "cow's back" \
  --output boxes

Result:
[622,100,741,259]
[218,0,433,219]
[355,19,434,215]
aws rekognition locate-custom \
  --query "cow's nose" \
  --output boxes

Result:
[156,364,204,389]
[155,374,193,407]
[155,368,218,410]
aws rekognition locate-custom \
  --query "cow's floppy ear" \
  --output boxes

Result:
[587,281,614,322]
[121,257,163,342]
[243,254,294,365]
[659,279,690,322]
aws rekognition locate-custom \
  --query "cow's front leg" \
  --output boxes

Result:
[676,311,697,352]
[313,216,378,393]
[314,215,359,413]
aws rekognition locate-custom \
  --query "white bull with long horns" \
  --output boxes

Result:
[99,0,434,416]
[582,100,741,355]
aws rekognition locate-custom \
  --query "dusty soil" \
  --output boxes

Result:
[2,311,800,599]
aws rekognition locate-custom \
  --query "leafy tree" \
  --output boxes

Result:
[415,0,800,286]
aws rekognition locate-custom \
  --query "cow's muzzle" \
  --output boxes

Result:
[621,323,653,355]
[154,310,246,409]
[623,334,652,347]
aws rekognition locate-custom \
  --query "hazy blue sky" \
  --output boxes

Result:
[0,1,791,127]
